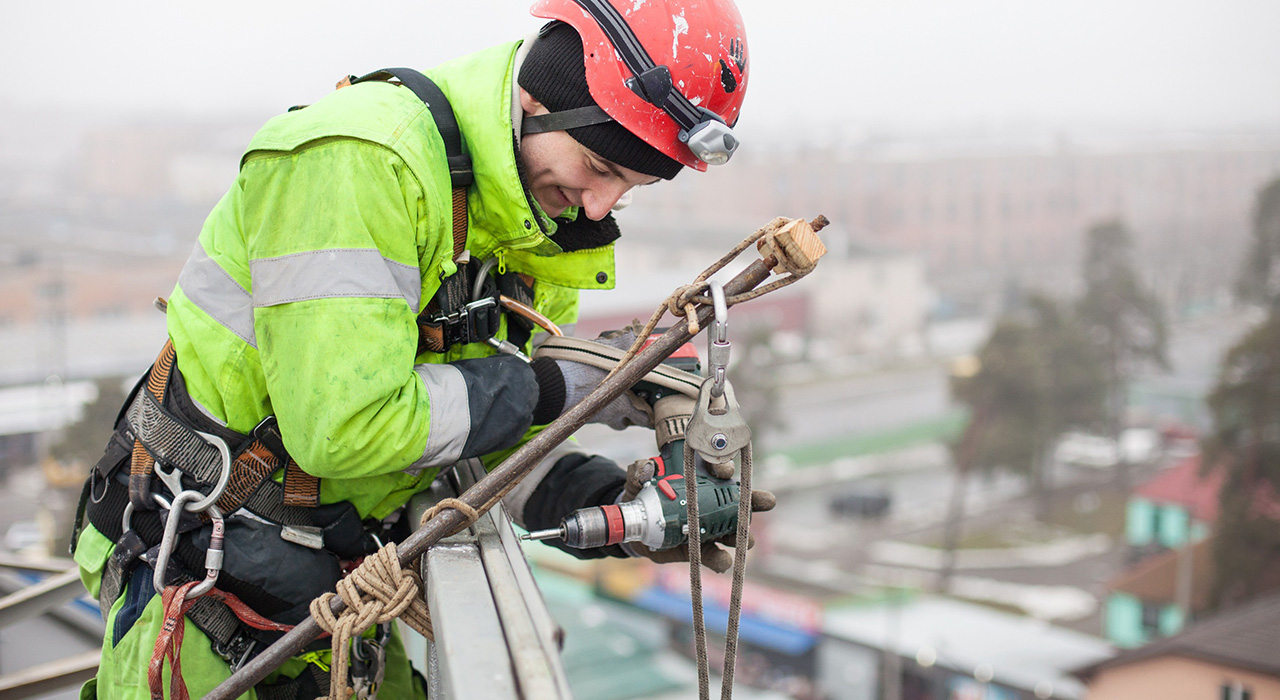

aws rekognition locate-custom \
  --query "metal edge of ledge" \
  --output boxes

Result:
[417,460,573,699]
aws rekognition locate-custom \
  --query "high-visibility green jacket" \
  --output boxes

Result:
[75,40,619,700]
[178,39,615,517]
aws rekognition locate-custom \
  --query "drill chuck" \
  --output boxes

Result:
[560,499,652,548]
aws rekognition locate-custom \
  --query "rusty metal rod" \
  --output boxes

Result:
[207,258,775,700]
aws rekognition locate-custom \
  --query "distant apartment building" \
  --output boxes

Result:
[807,239,929,357]
[644,134,1280,316]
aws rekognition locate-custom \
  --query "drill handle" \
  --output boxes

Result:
[651,394,695,453]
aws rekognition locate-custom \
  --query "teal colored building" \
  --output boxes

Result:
[1105,456,1220,648]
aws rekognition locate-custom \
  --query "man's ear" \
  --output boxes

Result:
[519,88,547,118]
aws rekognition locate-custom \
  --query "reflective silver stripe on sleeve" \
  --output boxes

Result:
[178,240,257,348]
[407,363,471,471]
[250,248,422,313]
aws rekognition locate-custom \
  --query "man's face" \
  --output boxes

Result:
[518,89,660,221]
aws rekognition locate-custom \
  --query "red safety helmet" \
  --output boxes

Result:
[529,0,749,170]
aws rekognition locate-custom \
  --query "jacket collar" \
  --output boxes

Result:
[427,42,616,290]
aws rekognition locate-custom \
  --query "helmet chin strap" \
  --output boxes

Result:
[522,105,615,135]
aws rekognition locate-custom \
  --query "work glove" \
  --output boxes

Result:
[529,329,654,430]
[618,458,776,574]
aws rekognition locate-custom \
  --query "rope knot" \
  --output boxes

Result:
[667,282,709,335]
[418,497,480,533]
[310,543,434,700]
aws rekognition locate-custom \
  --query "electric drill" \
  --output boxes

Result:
[521,336,743,552]
[522,458,741,550]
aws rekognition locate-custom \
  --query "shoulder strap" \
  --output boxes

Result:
[349,68,472,261]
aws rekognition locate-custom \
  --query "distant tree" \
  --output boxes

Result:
[938,295,1107,589]
[1203,308,1280,609]
[952,295,1108,483]
[729,323,786,459]
[49,377,127,467]
[1076,220,1168,488]
[1199,178,1280,611]
[1235,177,1280,309]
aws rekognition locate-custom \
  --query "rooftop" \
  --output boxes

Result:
[1107,537,1215,610]
[824,594,1112,699]
[1076,590,1280,681]
[1134,455,1222,522]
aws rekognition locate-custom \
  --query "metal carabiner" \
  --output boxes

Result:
[122,492,170,534]
[184,504,224,600]
[151,430,232,513]
[151,489,206,593]
[350,623,391,700]
[707,280,730,398]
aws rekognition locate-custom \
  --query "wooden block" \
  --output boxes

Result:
[757,218,827,275]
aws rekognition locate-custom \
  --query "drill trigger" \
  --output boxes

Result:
[658,480,677,500]
[656,473,683,500]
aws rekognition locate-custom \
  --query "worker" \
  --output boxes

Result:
[70,0,760,698]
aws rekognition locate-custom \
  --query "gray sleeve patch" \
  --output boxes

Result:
[408,363,470,471]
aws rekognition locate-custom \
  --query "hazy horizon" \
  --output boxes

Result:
[2,0,1278,142]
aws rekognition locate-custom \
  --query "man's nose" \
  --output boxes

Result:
[581,182,632,220]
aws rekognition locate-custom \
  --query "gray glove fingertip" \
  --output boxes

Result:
[621,459,657,501]
[701,543,733,574]
[706,460,736,480]
[750,489,777,512]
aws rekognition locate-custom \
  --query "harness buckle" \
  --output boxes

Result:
[426,295,501,349]
[251,417,289,459]
[214,631,259,673]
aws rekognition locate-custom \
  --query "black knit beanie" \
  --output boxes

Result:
[519,22,683,181]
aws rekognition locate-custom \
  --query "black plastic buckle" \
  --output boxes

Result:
[625,65,673,108]
[429,295,500,348]
[251,416,288,459]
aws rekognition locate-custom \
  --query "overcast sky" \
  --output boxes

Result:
[2,0,1279,139]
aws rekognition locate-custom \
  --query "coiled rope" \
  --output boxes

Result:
[309,498,477,700]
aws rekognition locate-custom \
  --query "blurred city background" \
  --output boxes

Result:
[2,1,1280,699]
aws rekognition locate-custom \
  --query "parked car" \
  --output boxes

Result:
[828,485,892,519]
[1054,429,1161,468]
[1054,432,1119,468]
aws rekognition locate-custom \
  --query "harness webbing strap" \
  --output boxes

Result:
[129,341,177,510]
[124,386,316,519]
[151,580,201,700]
[220,443,280,515]
[127,390,223,484]
[451,181,468,261]
[283,461,321,508]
